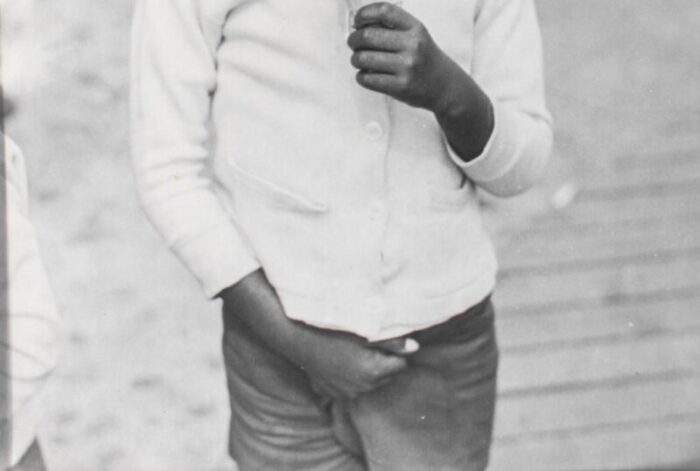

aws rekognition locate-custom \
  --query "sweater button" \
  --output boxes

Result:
[365,121,384,141]
[381,255,401,282]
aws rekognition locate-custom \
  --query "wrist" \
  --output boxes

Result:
[433,68,487,122]
[434,76,494,163]
[429,56,468,114]
[219,268,264,305]
[221,270,329,362]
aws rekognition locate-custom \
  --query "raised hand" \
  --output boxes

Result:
[347,2,462,113]
[347,2,494,161]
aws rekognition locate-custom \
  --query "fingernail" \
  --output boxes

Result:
[404,338,420,353]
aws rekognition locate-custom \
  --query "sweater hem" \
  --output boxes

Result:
[279,267,498,342]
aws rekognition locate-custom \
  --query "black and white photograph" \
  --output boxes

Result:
[1,0,699,469]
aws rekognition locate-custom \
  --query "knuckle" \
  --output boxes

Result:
[402,54,416,70]
[360,52,372,67]
[362,72,374,83]
[378,2,392,15]
[410,29,426,49]
[361,361,381,380]
[413,37,424,51]
[405,36,419,54]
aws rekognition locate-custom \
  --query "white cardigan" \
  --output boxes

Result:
[1,137,59,466]
[130,0,552,340]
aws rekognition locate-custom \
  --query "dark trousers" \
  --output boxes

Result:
[222,297,498,471]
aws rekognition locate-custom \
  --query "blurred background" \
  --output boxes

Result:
[2,0,699,469]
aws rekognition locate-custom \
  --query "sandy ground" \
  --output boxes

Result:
[2,0,699,469]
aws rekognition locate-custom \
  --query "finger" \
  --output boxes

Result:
[371,337,405,355]
[373,374,397,390]
[315,379,353,401]
[375,354,408,378]
[354,2,417,31]
[355,71,404,96]
[351,51,402,74]
[310,379,331,398]
[404,338,420,354]
[372,337,420,356]
[347,26,404,52]
[310,381,335,407]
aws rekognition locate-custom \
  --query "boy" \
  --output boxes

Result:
[1,135,59,471]
[131,0,551,469]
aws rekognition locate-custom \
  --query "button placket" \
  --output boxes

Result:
[354,87,393,333]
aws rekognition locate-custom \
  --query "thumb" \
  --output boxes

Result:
[372,337,420,356]
[376,353,408,377]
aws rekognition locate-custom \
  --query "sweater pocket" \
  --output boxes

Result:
[413,184,490,298]
[230,161,328,213]
[229,161,331,299]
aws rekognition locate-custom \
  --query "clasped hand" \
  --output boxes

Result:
[221,270,418,403]
[303,333,418,401]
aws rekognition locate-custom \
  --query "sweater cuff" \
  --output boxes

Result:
[445,101,523,183]
[172,222,261,299]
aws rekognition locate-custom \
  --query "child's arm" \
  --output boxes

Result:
[220,270,407,400]
[348,0,552,197]
[131,1,406,399]
[131,0,261,298]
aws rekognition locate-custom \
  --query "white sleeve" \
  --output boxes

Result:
[446,0,553,197]
[130,0,261,298]
[1,137,59,466]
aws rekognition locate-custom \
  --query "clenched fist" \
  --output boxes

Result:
[347,2,459,112]
[347,2,494,161]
